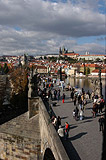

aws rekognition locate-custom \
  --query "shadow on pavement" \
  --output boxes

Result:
[64,101,72,103]
[86,107,92,110]
[69,125,78,130]
[84,116,93,120]
[79,120,93,124]
[0,106,28,125]
[61,138,81,160]
[61,116,68,119]
[69,132,87,141]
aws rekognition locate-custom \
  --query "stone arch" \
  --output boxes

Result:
[43,148,56,160]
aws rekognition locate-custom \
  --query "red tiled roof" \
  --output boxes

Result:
[64,53,79,56]
[81,64,99,67]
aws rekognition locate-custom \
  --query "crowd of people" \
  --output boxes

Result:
[38,76,105,138]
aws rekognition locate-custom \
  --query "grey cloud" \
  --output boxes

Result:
[0,27,105,55]
[0,0,105,55]
[0,0,105,37]
[73,43,105,54]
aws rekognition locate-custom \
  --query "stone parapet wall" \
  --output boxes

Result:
[39,97,69,160]
[0,132,41,160]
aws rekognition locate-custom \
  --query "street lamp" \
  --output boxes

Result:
[99,68,102,97]
[60,66,62,81]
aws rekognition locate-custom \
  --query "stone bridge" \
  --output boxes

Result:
[0,96,69,160]
[28,96,69,160]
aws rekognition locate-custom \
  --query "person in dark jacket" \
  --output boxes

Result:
[98,115,105,133]
[74,96,77,106]
[71,91,74,101]
[57,116,61,130]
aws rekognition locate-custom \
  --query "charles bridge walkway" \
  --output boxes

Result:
[0,75,103,160]
[51,89,103,160]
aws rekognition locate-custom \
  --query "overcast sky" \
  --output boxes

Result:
[0,0,105,56]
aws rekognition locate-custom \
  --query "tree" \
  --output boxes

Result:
[95,58,101,62]
[86,67,90,75]
[44,56,47,59]
[3,63,9,74]
[9,67,28,110]
[39,56,43,60]
[0,65,2,71]
[9,67,28,95]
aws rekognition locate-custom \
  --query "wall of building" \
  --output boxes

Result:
[37,68,48,74]
[78,55,105,61]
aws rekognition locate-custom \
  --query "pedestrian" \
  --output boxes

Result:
[71,91,74,101]
[57,116,61,130]
[92,102,97,118]
[64,122,69,140]
[87,90,91,99]
[98,115,105,133]
[83,98,87,111]
[54,89,57,100]
[73,96,77,106]
[52,116,57,128]
[78,94,81,103]
[79,98,82,110]
[99,98,105,113]
[97,97,101,113]
[62,93,65,103]
[57,89,60,101]
[57,125,64,138]
[80,108,83,120]
[51,116,55,123]
[73,109,76,118]
[75,106,79,120]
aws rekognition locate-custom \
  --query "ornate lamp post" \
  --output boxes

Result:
[99,68,102,97]
[60,66,62,81]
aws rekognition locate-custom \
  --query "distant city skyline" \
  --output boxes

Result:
[0,0,105,56]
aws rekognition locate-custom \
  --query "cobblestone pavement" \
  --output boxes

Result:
[51,89,103,160]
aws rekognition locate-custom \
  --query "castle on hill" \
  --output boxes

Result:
[59,47,79,59]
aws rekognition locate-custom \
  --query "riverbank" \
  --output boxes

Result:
[68,75,106,80]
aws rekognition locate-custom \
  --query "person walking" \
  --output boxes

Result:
[64,122,69,140]
[79,98,82,110]
[75,106,79,120]
[54,89,57,100]
[74,96,77,106]
[57,116,61,130]
[71,91,74,101]
[92,102,97,118]
[52,116,57,128]
[80,108,83,120]
[98,115,105,133]
[57,89,60,101]
[62,93,65,103]
[57,125,64,139]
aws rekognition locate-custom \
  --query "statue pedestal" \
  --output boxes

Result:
[28,97,39,119]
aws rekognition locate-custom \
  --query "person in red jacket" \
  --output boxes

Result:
[62,93,65,103]
[65,122,69,140]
